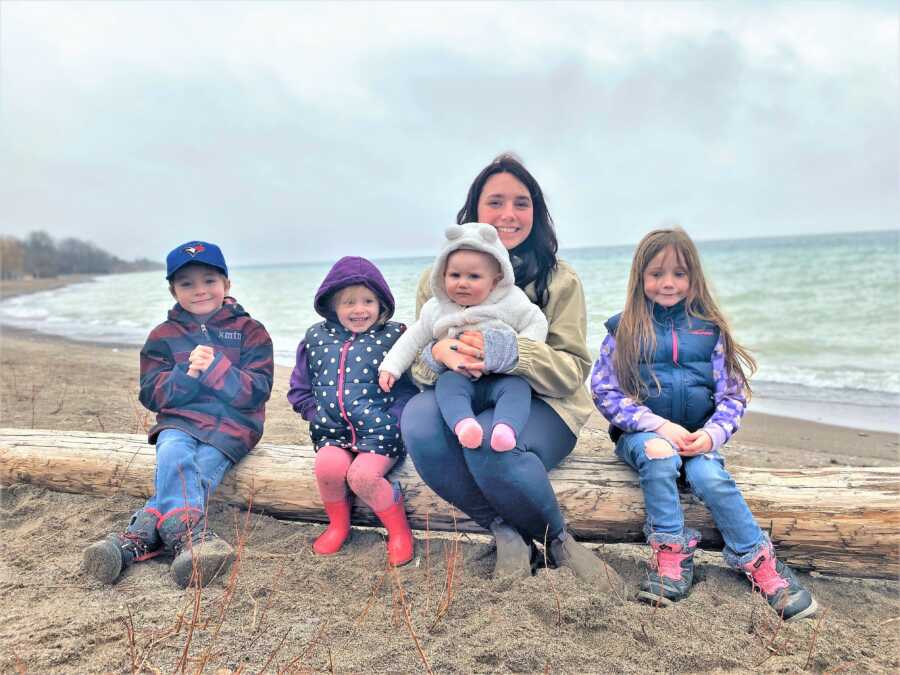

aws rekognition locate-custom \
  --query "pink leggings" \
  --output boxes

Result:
[314,445,397,513]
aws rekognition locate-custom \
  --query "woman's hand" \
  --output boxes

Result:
[677,430,713,456]
[432,335,484,378]
[452,331,487,377]
[455,331,485,358]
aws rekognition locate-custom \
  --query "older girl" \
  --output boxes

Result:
[402,154,621,589]
[591,227,817,621]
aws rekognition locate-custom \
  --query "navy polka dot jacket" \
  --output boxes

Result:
[304,320,407,457]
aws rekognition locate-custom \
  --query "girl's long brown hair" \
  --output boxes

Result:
[614,228,757,402]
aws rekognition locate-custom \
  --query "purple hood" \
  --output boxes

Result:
[314,256,395,323]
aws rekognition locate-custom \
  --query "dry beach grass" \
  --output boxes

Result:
[1,279,898,673]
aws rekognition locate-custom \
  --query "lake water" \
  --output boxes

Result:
[3,230,897,431]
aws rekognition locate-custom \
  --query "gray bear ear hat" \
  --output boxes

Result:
[430,222,515,303]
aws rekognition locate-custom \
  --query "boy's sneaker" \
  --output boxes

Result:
[83,509,162,584]
[159,512,235,589]
[637,531,700,606]
[741,544,818,622]
[170,528,236,589]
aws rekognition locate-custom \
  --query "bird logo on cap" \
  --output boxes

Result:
[184,244,206,257]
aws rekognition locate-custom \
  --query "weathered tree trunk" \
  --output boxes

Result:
[1,428,897,579]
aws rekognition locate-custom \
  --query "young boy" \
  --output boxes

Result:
[83,240,274,588]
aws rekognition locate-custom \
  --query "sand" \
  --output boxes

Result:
[0,275,96,301]
[1,279,899,673]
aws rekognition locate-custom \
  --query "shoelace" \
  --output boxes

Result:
[121,532,162,561]
[122,532,152,553]
[747,555,789,594]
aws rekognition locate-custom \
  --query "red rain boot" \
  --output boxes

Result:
[313,499,352,555]
[374,495,414,567]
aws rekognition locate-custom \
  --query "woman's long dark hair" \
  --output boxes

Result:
[456,153,559,308]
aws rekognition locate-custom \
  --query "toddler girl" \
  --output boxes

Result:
[288,257,418,565]
[591,227,817,622]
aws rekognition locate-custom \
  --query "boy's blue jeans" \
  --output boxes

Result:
[616,431,767,564]
[142,428,233,521]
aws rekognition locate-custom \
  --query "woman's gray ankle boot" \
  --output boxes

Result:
[490,518,531,579]
[550,530,623,593]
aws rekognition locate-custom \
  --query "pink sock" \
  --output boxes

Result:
[454,418,483,449]
[490,423,517,452]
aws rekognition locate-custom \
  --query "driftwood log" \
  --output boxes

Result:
[1,428,898,579]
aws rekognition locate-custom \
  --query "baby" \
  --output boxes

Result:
[379,223,547,451]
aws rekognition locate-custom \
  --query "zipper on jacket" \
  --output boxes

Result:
[336,336,357,448]
[671,321,679,364]
[200,323,223,435]
[670,318,687,425]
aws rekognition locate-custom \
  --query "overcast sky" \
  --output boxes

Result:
[1,1,897,266]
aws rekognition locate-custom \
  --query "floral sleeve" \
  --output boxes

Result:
[702,335,747,451]
[589,334,667,433]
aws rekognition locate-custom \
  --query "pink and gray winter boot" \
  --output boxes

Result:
[741,542,818,622]
[637,530,700,606]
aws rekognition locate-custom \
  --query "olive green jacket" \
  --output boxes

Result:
[411,260,594,436]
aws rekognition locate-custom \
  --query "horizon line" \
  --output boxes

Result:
[232,226,897,269]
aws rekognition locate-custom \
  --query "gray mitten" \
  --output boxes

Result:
[482,329,519,374]
[419,341,448,375]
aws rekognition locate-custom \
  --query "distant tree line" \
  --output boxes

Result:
[0,231,163,280]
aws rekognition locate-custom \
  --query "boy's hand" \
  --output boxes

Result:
[379,371,395,392]
[188,345,215,375]
[678,430,713,456]
[656,421,691,448]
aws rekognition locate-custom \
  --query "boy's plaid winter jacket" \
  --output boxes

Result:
[139,299,274,463]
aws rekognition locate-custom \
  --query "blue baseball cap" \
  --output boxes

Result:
[166,241,228,280]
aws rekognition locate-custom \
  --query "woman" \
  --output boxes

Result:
[402,153,621,589]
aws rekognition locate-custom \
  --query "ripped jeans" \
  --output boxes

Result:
[616,431,766,562]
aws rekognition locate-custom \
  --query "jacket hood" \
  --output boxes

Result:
[314,256,395,322]
[429,223,515,304]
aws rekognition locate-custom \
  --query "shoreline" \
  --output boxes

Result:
[0,274,97,301]
[748,393,899,435]
[3,323,897,464]
[2,277,897,458]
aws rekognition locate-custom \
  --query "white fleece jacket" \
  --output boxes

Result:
[379,223,548,378]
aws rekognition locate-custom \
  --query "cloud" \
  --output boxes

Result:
[1,1,896,264]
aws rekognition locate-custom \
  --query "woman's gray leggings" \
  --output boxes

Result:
[401,389,576,541]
